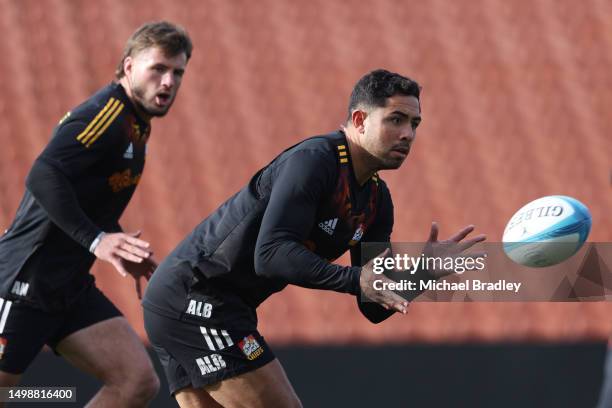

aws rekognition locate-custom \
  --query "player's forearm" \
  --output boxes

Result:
[26,157,102,249]
[254,241,361,295]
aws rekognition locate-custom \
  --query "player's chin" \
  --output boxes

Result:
[146,105,171,118]
[381,157,406,170]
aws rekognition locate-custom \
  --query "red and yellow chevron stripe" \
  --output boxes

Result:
[76,97,124,148]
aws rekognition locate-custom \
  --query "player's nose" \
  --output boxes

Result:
[400,126,415,141]
[160,72,175,89]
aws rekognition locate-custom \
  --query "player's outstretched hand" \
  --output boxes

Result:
[422,222,486,278]
[359,248,408,314]
[93,231,153,278]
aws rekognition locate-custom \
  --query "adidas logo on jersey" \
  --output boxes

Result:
[318,218,338,235]
[123,143,134,159]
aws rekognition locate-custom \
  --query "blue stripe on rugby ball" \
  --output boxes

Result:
[555,195,592,242]
[503,195,591,264]
[519,196,590,242]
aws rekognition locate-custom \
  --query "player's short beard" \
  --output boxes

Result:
[377,150,408,170]
[364,142,407,171]
[381,159,404,170]
[130,79,170,118]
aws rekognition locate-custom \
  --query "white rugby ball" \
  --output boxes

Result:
[502,196,592,267]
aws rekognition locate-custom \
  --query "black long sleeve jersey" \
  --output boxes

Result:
[143,131,394,319]
[0,83,150,311]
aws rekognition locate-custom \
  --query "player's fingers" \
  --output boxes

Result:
[112,258,128,277]
[457,234,487,251]
[387,301,407,314]
[116,248,144,263]
[459,251,487,260]
[128,230,142,238]
[124,235,150,249]
[448,225,475,242]
[374,247,390,259]
[364,248,390,272]
[381,291,408,314]
[428,222,439,242]
[120,242,151,258]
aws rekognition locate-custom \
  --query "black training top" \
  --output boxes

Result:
[0,83,150,311]
[143,130,395,322]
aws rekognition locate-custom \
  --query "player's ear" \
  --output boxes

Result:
[123,56,134,78]
[351,109,367,134]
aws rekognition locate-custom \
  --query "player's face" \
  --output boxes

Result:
[362,95,421,169]
[125,46,187,118]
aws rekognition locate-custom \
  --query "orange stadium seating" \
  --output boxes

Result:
[0,0,611,345]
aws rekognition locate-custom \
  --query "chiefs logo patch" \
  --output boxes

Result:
[0,337,7,360]
[238,335,264,361]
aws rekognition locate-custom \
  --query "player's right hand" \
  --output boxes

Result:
[359,248,408,314]
[93,231,153,278]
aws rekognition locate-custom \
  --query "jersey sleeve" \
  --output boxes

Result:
[351,184,396,323]
[25,102,125,249]
[39,97,126,178]
[254,148,362,295]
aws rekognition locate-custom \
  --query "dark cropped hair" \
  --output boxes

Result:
[346,69,420,122]
[115,21,193,79]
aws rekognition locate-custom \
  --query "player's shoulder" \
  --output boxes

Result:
[292,130,347,154]
[278,130,347,166]
[61,82,130,127]
[265,131,345,183]
[54,83,132,145]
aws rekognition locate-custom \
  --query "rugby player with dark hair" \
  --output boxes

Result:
[143,69,485,407]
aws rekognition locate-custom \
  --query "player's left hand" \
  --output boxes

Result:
[422,222,486,278]
[122,257,158,299]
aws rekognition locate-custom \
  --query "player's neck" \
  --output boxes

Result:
[344,127,378,186]
[118,78,152,124]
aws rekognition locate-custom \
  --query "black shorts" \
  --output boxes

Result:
[143,280,276,395]
[0,284,122,374]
